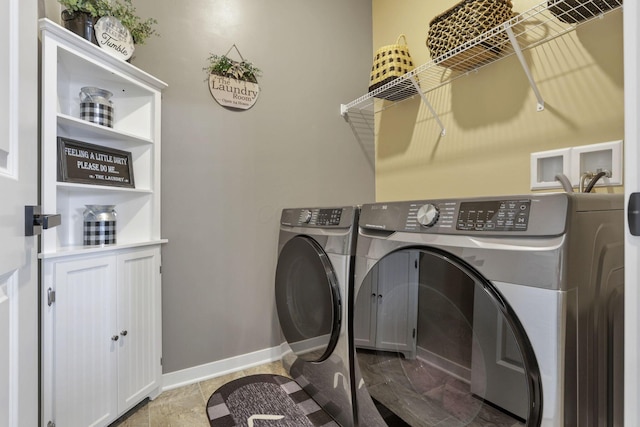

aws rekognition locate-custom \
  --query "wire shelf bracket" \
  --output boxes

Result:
[410,75,447,136]
[505,24,545,112]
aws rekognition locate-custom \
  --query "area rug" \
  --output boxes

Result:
[206,374,339,426]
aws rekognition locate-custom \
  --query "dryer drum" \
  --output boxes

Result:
[275,235,341,363]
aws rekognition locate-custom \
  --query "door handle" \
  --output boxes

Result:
[25,205,61,236]
[630,193,640,236]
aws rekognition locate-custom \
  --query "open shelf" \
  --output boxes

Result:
[56,182,153,194]
[38,239,168,260]
[340,0,623,165]
[58,114,154,146]
[56,45,157,141]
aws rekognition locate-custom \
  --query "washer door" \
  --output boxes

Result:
[275,235,341,362]
[353,248,542,427]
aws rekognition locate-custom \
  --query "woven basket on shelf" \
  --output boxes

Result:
[547,0,621,23]
[368,34,417,101]
[427,0,515,72]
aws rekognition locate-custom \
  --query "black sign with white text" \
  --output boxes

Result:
[57,137,135,188]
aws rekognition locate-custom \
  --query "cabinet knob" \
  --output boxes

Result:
[111,335,119,341]
[120,330,128,336]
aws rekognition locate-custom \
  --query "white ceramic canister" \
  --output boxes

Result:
[79,86,114,128]
[83,204,117,245]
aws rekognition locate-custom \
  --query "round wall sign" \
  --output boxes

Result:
[94,16,134,61]
[208,75,260,110]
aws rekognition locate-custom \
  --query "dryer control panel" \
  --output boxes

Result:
[281,207,355,228]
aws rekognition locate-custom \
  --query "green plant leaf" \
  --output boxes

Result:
[204,54,262,83]
[58,0,158,44]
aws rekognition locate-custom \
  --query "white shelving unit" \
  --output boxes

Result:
[340,0,623,165]
[39,18,167,427]
[40,18,167,257]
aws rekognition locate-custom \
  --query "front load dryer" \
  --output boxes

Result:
[351,193,623,427]
[275,206,359,427]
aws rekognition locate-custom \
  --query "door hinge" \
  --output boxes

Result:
[159,265,162,274]
[47,421,56,427]
[160,357,163,366]
[412,328,416,339]
[414,259,418,269]
[47,288,56,306]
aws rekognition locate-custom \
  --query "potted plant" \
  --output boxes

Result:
[59,0,157,45]
[204,54,262,83]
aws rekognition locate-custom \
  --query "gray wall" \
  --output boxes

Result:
[126,0,374,373]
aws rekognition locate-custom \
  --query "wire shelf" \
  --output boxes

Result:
[340,0,623,166]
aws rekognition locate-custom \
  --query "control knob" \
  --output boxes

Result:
[301,209,313,224]
[416,203,439,227]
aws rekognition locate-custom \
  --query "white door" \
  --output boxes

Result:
[471,283,527,420]
[0,1,39,426]
[624,1,640,425]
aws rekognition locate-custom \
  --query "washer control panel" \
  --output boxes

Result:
[456,199,531,232]
[402,201,458,231]
[359,195,565,236]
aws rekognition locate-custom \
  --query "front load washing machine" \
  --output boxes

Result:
[275,206,359,427]
[351,193,623,427]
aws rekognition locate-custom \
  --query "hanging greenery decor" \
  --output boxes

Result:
[204,45,262,110]
[204,54,262,83]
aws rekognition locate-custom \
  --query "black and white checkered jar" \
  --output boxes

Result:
[79,86,114,128]
[83,204,117,246]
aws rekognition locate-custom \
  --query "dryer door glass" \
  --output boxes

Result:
[275,236,341,362]
[353,248,542,427]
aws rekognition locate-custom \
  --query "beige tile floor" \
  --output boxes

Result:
[110,361,290,427]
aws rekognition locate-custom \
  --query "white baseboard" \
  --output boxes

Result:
[416,345,471,384]
[161,345,283,392]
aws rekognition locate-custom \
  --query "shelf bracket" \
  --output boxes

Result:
[340,103,348,118]
[505,24,545,112]
[410,75,446,136]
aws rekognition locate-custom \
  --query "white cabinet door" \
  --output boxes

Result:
[375,251,418,359]
[117,248,162,412]
[354,251,418,359]
[53,256,118,427]
[353,265,377,348]
[47,248,161,427]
